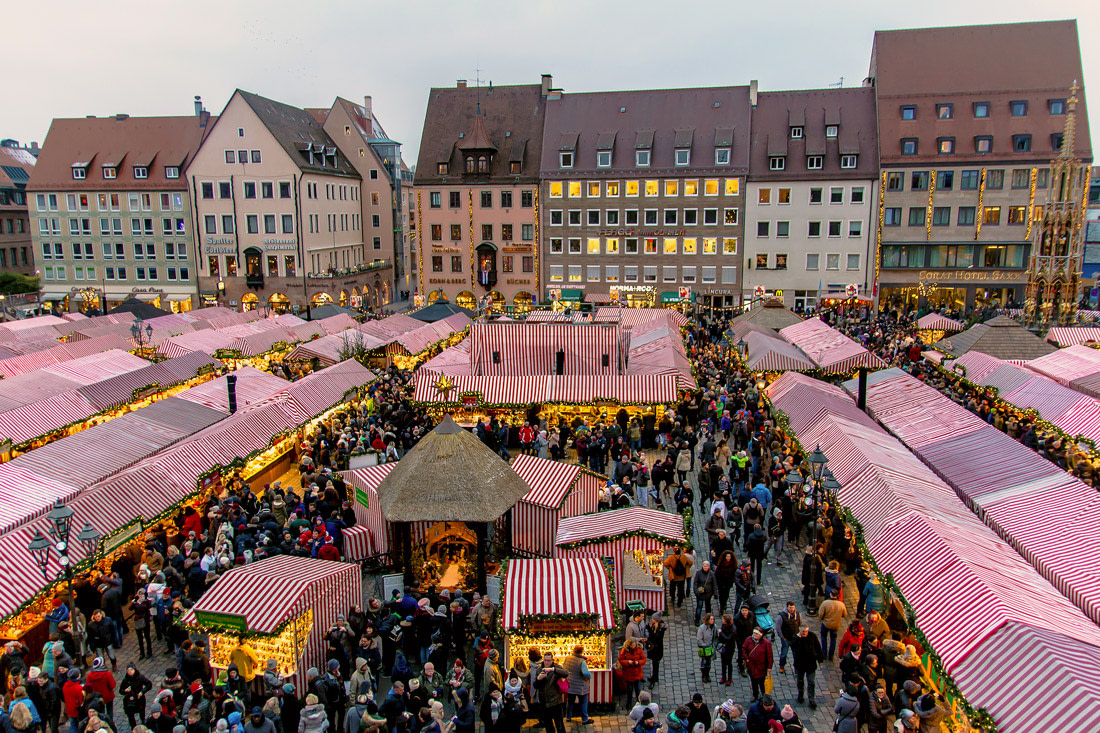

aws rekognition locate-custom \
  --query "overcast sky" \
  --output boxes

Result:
[4,1,1097,167]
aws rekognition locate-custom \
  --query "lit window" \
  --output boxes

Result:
[704,179,719,196]
[663,238,677,255]
[568,182,582,198]
[724,179,739,196]
[549,182,563,198]
[665,180,678,196]
[625,181,639,196]
[437,163,448,175]
[684,180,697,196]
[936,104,953,120]
[587,238,600,254]
[645,180,659,196]
[938,138,955,154]
[975,136,993,154]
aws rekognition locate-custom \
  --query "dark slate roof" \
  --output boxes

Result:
[238,90,359,179]
[934,315,1057,359]
[732,300,805,329]
[414,83,545,184]
[749,88,878,181]
[540,86,752,177]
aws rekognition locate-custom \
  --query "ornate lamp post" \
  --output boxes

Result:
[27,500,100,650]
[130,317,154,354]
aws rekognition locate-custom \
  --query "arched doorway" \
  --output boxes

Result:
[428,289,446,304]
[268,293,290,314]
[373,281,382,308]
[513,291,534,313]
[311,292,332,307]
[487,290,505,313]
[455,291,476,310]
[350,287,361,309]
[422,521,478,588]
[339,290,349,306]
[241,292,259,311]
[475,242,497,289]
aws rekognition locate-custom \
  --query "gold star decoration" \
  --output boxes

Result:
[433,374,455,397]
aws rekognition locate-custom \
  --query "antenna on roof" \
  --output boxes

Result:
[828,77,845,88]
[475,66,482,115]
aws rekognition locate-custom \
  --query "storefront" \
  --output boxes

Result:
[878,269,1025,312]
[182,556,361,693]
[606,286,657,309]
[501,558,617,704]
[697,287,742,311]
[553,507,686,614]
[547,288,584,307]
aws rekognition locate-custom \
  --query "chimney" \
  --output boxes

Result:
[115,113,129,121]
[456,79,467,88]
[194,95,203,116]
[362,96,373,123]
[541,74,553,97]
[30,142,38,151]
[749,79,758,108]
[199,110,210,128]
[226,374,238,414]
[857,366,868,411]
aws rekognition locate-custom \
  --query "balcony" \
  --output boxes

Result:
[245,272,265,289]
[306,260,392,280]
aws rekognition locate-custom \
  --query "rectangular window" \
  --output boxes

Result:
[987,169,1004,189]
[559,152,573,168]
[901,138,918,155]
[501,191,513,208]
[683,209,698,225]
[587,265,600,282]
[430,224,442,241]
[624,181,639,197]
[264,214,276,234]
[776,221,790,238]
[664,209,677,225]
[769,157,786,171]
[809,188,823,204]
[606,237,619,254]
[682,238,696,255]
[1008,206,1027,224]
[502,256,514,273]
[974,102,990,118]
[549,265,563,282]
[481,191,493,207]
[911,171,929,190]
[568,238,582,254]
[549,182,563,198]
[587,238,601,254]
[1010,169,1030,189]
[569,265,582,282]
[700,208,718,226]
[958,207,976,225]
[451,256,463,273]
[682,266,696,283]
[431,256,443,272]
[828,221,842,237]
[550,237,563,254]
[808,221,821,237]
[281,214,293,233]
[450,191,462,208]
[243,181,256,199]
[884,207,902,226]
[644,238,657,254]
[901,105,917,120]
[1012,134,1032,153]
[849,220,862,237]
[826,254,840,271]
[625,238,639,254]
[846,253,860,271]
[663,238,677,255]
[932,207,950,226]
[219,182,231,199]
[806,253,819,270]
[481,224,493,240]
[886,173,903,192]
[596,151,611,168]
[1010,100,1028,117]
[806,156,823,170]
[502,224,513,240]
[569,210,582,226]
[975,136,993,154]
[830,187,843,204]
[758,188,771,204]
[429,192,442,208]
[725,179,740,196]
[643,266,657,283]
[703,238,717,255]
[663,266,677,282]
[961,170,979,190]
[938,171,954,190]
[204,215,216,234]
[606,210,619,225]
[1049,99,1066,115]
[982,206,1001,225]
[625,265,638,282]
[757,221,770,237]
[675,149,689,166]
[908,207,926,226]
[702,266,716,283]
[937,103,953,120]
[840,155,857,169]
[587,210,600,226]
[715,149,730,165]
[684,180,698,196]
[756,253,769,269]
[450,223,463,240]
[721,266,737,283]
[938,138,955,154]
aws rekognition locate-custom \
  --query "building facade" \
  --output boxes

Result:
[870,20,1091,311]
[414,78,547,312]
[187,90,375,313]
[743,88,878,312]
[319,96,405,307]
[0,142,36,280]
[27,111,209,313]
[540,85,751,309]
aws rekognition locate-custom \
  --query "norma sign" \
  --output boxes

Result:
[193,610,248,633]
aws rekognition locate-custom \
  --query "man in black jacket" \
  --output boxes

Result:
[789,625,824,708]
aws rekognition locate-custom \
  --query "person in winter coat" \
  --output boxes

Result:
[9,687,40,731]
[561,645,592,725]
[118,664,153,729]
[262,660,284,699]
[745,695,780,733]
[692,562,717,626]
[741,628,773,702]
[297,694,328,733]
[713,549,738,615]
[867,683,895,733]
[279,685,300,733]
[837,621,865,660]
[347,659,372,700]
[62,669,83,733]
[644,617,666,687]
[34,670,61,733]
[832,685,861,733]
[244,707,276,733]
[914,694,946,733]
[533,654,567,733]
[696,615,718,684]
[617,639,647,707]
[716,615,737,687]
[451,687,476,733]
[733,560,755,612]
[744,524,768,584]
[85,657,116,720]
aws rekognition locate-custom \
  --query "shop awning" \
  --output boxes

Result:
[132,293,160,302]
[40,292,68,301]
[558,289,582,301]
[660,291,684,304]
[166,294,193,302]
[502,558,616,630]
[555,506,686,547]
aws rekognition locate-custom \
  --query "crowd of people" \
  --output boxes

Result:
[0,303,1019,733]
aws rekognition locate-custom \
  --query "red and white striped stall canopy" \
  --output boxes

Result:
[1026,344,1100,396]
[584,292,612,303]
[1045,327,1100,347]
[916,313,965,331]
[743,330,815,372]
[779,318,885,374]
[343,463,396,492]
[412,373,675,406]
[544,375,677,404]
[555,506,686,547]
[0,334,136,378]
[182,555,359,633]
[768,371,1100,732]
[511,454,583,510]
[854,368,1100,627]
[524,310,565,323]
[173,367,288,412]
[502,558,616,631]
[417,341,473,377]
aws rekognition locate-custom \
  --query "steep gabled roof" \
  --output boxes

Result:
[236,90,358,179]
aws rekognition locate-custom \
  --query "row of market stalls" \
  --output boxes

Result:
[524,306,689,330]
[777,317,885,375]
[286,312,471,371]
[848,367,1100,627]
[0,333,138,378]
[0,359,376,646]
[943,350,1100,445]
[1045,326,1100,347]
[729,322,816,373]
[766,372,1100,733]
[913,312,965,344]
[1025,344,1100,399]
[158,313,358,368]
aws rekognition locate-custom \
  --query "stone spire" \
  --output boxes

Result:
[1059,80,1079,159]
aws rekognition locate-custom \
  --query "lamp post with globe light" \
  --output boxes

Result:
[27,500,100,651]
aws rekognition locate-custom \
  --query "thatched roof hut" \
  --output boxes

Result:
[375,414,531,523]
[934,315,1057,360]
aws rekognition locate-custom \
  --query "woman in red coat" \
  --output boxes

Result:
[617,637,647,706]
[62,669,83,733]
[837,620,865,660]
[741,627,773,702]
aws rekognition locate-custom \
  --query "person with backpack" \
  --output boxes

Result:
[734,559,756,611]
[663,548,693,610]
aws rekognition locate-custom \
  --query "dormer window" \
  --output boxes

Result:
[478,155,489,173]
[635,150,650,167]
[133,166,148,179]
[806,156,823,170]
[165,167,179,179]
[437,162,449,175]
[769,156,786,171]
[825,125,838,139]
[675,149,690,166]
[71,164,87,180]
[597,151,612,168]
[840,155,857,169]
[790,127,803,139]
[715,148,730,165]
[466,156,475,173]
[102,166,117,179]
[509,162,521,174]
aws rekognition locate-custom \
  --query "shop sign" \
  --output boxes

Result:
[524,617,597,634]
[354,487,371,508]
[132,287,164,293]
[205,247,236,254]
[597,229,686,237]
[193,610,248,633]
[506,279,531,285]
[429,278,466,285]
[431,247,462,253]
[611,285,656,293]
[262,239,295,249]
[205,237,234,245]
[101,519,144,555]
[461,394,480,407]
[501,246,530,253]
[918,269,1021,282]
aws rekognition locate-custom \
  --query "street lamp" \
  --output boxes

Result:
[736,338,747,358]
[28,499,100,649]
[804,445,829,613]
[130,317,153,353]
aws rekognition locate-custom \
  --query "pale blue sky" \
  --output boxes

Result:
[4,0,1097,166]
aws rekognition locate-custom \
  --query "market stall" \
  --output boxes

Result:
[501,558,617,704]
[915,313,965,344]
[554,506,687,613]
[182,556,361,692]
[779,317,885,375]
[1045,327,1100,348]
[510,455,601,557]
